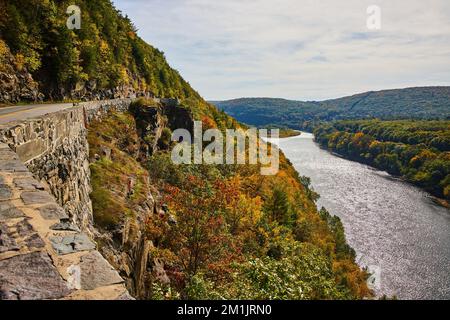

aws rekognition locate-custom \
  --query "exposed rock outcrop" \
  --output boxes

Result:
[161,99,195,135]
[87,100,190,299]
[130,100,167,161]
[0,41,154,104]
[0,41,43,104]
[129,98,194,159]
[0,39,153,104]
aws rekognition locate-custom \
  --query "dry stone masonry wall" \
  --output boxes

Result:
[0,99,132,232]
[0,99,134,300]
[0,143,130,299]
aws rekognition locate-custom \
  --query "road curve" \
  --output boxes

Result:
[0,103,75,124]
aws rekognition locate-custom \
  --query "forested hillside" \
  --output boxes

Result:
[213,87,450,129]
[0,0,213,118]
[88,102,370,299]
[314,120,450,201]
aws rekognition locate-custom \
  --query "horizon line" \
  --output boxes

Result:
[208,85,450,103]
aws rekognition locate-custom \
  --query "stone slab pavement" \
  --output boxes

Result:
[0,142,131,300]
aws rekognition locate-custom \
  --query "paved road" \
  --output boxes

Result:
[0,103,75,124]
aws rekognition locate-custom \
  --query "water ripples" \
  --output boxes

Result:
[272,132,450,300]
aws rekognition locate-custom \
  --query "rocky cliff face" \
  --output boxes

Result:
[0,39,151,105]
[0,41,42,104]
[88,99,192,299]
[63,74,154,103]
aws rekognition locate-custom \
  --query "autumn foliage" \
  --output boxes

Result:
[145,148,371,299]
[315,119,450,200]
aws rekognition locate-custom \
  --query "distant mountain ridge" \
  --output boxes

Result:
[211,86,450,129]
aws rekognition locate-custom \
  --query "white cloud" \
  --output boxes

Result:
[113,0,450,100]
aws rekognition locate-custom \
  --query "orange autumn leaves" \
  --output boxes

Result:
[156,175,263,281]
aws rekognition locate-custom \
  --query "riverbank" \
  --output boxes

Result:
[431,197,450,209]
[315,143,450,210]
[279,129,301,138]
[271,132,450,299]
[323,146,449,210]
[313,120,450,206]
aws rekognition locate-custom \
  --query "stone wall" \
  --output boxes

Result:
[0,143,131,300]
[0,99,132,232]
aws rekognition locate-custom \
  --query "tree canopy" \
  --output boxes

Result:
[314,120,450,200]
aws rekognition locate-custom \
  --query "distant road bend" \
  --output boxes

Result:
[0,103,75,124]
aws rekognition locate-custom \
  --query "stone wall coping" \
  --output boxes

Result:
[0,98,134,133]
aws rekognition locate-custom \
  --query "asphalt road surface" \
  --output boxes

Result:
[0,103,75,124]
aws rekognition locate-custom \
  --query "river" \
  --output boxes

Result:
[270,132,450,300]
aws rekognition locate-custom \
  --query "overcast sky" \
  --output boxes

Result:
[113,0,450,101]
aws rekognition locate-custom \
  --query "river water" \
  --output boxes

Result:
[270,132,450,300]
